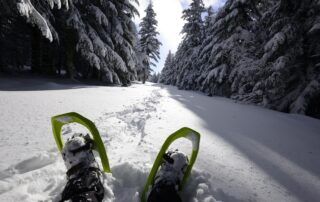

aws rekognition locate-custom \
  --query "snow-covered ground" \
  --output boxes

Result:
[0,77,320,202]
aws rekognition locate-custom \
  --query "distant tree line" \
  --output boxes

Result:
[148,72,160,83]
[160,0,320,118]
[0,0,161,85]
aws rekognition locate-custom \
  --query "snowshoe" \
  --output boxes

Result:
[141,127,201,202]
[147,150,189,202]
[51,112,111,201]
[60,133,104,202]
[51,112,111,173]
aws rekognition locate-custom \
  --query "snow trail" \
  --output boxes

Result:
[0,82,217,201]
[1,79,319,202]
[99,88,163,143]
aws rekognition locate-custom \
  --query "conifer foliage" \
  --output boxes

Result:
[181,0,205,47]
[173,0,205,90]
[0,0,140,85]
[159,51,174,84]
[138,2,161,83]
[160,0,320,118]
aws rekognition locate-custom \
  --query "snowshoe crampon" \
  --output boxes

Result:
[141,127,201,202]
[51,112,111,173]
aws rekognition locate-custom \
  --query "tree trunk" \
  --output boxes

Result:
[31,28,42,73]
[65,29,76,79]
[0,16,3,72]
[57,47,63,76]
[142,70,146,84]
[0,44,3,72]
[66,45,75,79]
[42,40,56,75]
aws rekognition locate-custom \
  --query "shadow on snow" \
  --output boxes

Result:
[158,83,320,202]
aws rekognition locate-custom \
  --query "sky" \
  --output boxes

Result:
[134,0,226,73]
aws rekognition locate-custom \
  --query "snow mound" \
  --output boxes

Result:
[0,150,65,201]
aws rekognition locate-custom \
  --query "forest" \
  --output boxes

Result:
[0,0,161,85]
[160,0,320,118]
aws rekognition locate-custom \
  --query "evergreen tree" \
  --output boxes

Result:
[1,0,140,85]
[172,0,205,90]
[159,50,174,84]
[181,0,205,47]
[300,0,320,117]
[0,0,64,74]
[138,2,161,84]
[257,0,320,116]
[201,0,258,97]
[56,0,139,83]
[162,0,320,118]
[16,0,69,42]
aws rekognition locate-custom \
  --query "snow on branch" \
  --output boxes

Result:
[46,0,61,9]
[17,0,53,41]
[204,64,228,85]
[88,5,109,27]
[17,0,69,42]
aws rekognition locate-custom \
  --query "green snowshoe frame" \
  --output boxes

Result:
[52,113,200,201]
[141,127,201,202]
[51,112,111,173]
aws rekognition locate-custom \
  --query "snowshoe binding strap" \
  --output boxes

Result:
[163,153,174,164]
[61,167,104,202]
[67,134,94,155]
[66,161,87,178]
[67,165,101,178]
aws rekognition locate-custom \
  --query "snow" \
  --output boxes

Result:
[0,77,320,201]
[46,0,62,9]
[204,64,227,85]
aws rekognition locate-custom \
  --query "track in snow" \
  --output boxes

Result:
[0,85,217,202]
[1,79,319,202]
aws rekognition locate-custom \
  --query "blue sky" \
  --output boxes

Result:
[134,0,226,73]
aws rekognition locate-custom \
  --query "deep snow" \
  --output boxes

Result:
[0,77,319,202]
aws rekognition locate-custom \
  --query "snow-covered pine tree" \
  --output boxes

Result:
[301,0,320,117]
[0,0,64,74]
[280,0,320,117]
[138,2,161,84]
[108,0,140,85]
[173,0,205,90]
[245,0,303,109]
[204,6,215,31]
[134,38,148,82]
[181,0,205,47]
[54,0,139,83]
[246,0,320,116]
[1,0,140,85]
[196,0,257,96]
[193,6,216,90]
[159,50,175,84]
[16,0,69,42]
[157,0,320,118]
